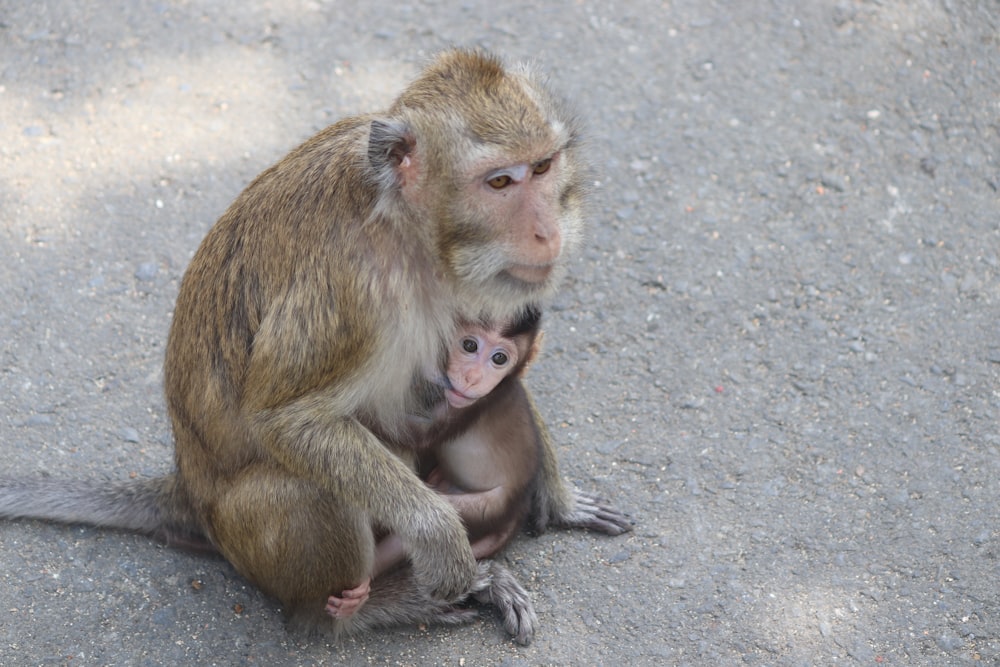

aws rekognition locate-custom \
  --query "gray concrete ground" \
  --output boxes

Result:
[1,1,998,665]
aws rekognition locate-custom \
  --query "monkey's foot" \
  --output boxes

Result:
[469,560,537,645]
[325,578,371,619]
[559,489,634,535]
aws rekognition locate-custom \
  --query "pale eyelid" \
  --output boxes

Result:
[485,164,529,184]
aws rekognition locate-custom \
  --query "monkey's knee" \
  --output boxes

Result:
[210,468,374,618]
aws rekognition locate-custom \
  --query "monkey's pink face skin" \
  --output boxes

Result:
[453,151,567,286]
[484,156,563,280]
[444,326,519,409]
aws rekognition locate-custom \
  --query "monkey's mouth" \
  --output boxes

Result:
[444,387,479,409]
[437,375,479,409]
[504,263,554,284]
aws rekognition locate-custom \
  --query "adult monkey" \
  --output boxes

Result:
[0,49,626,640]
[170,47,578,634]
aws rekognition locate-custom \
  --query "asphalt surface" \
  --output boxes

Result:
[1,1,999,665]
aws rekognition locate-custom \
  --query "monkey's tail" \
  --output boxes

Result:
[0,473,211,550]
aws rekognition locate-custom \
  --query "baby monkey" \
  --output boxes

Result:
[424,305,545,555]
[329,306,543,620]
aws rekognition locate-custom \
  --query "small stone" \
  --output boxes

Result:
[936,634,963,652]
[960,273,979,293]
[152,607,176,626]
[499,657,530,667]
[608,550,630,564]
[25,414,54,427]
[844,641,875,662]
[118,427,141,443]
[686,477,701,495]
[135,262,158,282]
[820,173,846,192]
[597,440,626,455]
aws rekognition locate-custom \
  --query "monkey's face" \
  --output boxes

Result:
[388,51,586,308]
[435,144,585,305]
[443,324,526,409]
[478,154,563,282]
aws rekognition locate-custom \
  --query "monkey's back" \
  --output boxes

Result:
[163,115,446,514]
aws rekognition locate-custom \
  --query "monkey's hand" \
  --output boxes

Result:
[469,560,537,646]
[553,488,633,535]
[424,465,446,490]
[325,578,371,619]
[403,492,478,601]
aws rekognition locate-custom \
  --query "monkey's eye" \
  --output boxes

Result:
[491,351,509,366]
[532,158,552,175]
[487,174,513,189]
[485,164,528,189]
[462,338,479,353]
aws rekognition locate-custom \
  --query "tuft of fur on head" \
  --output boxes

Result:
[498,303,542,339]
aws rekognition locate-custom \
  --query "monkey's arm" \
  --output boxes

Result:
[434,484,510,523]
[469,515,521,560]
[255,401,477,601]
[367,501,519,571]
[523,385,633,535]
[426,468,521,547]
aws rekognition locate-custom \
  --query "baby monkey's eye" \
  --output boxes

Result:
[491,351,509,366]
[462,338,479,353]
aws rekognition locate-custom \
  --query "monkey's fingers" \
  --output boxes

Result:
[561,489,634,535]
[324,578,371,619]
[339,578,372,599]
[424,466,445,489]
[325,595,366,619]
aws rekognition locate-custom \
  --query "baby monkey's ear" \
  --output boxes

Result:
[516,331,545,378]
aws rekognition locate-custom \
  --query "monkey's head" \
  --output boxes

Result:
[443,306,542,409]
[368,50,586,319]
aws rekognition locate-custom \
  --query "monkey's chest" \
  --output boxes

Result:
[435,435,504,493]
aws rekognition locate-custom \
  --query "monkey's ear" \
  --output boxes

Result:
[517,331,545,377]
[369,119,416,189]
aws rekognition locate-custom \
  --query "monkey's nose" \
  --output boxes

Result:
[534,227,561,254]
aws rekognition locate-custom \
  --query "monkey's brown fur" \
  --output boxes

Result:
[0,50,629,642]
